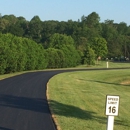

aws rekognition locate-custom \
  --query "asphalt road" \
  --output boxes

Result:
[0,68,129,130]
[0,70,64,130]
[0,69,86,130]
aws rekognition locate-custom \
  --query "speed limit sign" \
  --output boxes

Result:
[105,95,120,116]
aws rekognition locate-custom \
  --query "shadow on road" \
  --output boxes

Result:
[0,126,13,130]
[0,94,48,113]
[0,94,129,128]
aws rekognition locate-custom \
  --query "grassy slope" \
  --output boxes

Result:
[0,62,130,129]
[48,69,130,130]
[77,61,130,68]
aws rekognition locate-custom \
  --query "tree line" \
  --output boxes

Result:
[0,12,130,74]
[0,33,47,74]
[0,33,82,74]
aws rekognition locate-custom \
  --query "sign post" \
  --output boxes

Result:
[105,95,120,130]
[106,62,109,68]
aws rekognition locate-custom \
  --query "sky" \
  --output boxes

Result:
[1,0,130,25]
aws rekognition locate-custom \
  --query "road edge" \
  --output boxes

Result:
[46,81,61,130]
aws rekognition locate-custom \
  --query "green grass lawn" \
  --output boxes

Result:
[77,61,130,68]
[47,69,130,130]
[0,62,130,129]
[0,61,129,80]
[0,72,25,80]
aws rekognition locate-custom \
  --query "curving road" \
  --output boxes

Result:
[0,69,81,130]
[0,68,129,130]
[0,70,65,130]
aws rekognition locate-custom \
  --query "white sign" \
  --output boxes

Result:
[105,95,120,116]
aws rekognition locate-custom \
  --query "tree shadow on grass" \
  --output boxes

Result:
[49,100,130,127]
[0,94,129,128]
[78,79,130,86]
[49,100,96,120]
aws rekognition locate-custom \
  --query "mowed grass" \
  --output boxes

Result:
[77,61,130,68]
[0,72,26,80]
[47,69,130,130]
[0,61,129,80]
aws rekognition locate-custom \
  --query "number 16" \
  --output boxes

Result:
[109,106,116,113]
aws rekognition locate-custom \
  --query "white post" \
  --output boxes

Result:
[107,116,114,130]
[106,95,119,130]
[106,62,109,68]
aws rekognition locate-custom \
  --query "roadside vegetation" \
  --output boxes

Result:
[77,61,130,68]
[0,62,129,80]
[0,12,130,130]
[0,12,130,74]
[48,69,130,130]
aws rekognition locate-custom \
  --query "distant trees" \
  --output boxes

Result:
[90,37,108,60]
[82,46,96,65]
[101,20,130,59]
[27,16,43,43]
[0,12,130,74]
[45,33,81,68]
[46,33,74,48]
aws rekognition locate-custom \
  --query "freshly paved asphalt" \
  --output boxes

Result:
[0,69,81,130]
[0,68,129,130]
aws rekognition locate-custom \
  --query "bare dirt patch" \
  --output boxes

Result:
[121,80,130,85]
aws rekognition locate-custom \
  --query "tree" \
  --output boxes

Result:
[23,39,37,70]
[35,44,47,69]
[55,21,67,34]
[101,20,120,59]
[45,48,60,68]
[82,46,96,65]
[77,37,88,52]
[56,49,65,68]
[117,22,128,35]
[1,12,130,69]
[41,21,58,43]
[2,15,17,24]
[82,12,102,39]
[81,15,85,22]
[85,12,101,31]
[46,33,75,49]
[61,44,81,67]
[90,37,108,62]
[12,36,27,71]
[0,18,9,32]
[0,34,9,74]
[5,22,24,36]
[27,16,43,43]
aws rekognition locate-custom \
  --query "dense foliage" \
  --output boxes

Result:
[0,12,130,74]
[0,33,47,74]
